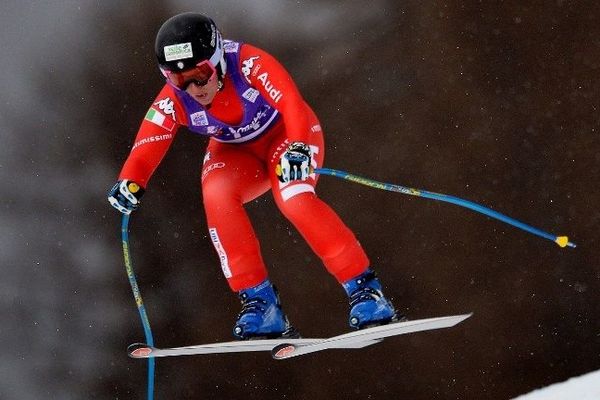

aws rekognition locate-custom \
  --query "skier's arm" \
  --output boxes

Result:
[108,85,185,214]
[118,85,186,188]
[239,44,311,143]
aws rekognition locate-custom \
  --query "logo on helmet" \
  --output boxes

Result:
[210,25,217,47]
[164,42,194,62]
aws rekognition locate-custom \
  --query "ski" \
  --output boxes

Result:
[271,313,472,360]
[128,337,381,359]
[127,313,471,360]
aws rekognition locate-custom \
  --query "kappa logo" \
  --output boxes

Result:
[154,97,176,120]
[241,56,260,83]
[256,72,283,103]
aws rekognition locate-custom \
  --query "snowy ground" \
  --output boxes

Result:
[512,369,600,400]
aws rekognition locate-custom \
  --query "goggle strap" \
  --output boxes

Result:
[208,31,223,68]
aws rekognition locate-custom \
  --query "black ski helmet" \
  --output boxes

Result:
[155,13,226,77]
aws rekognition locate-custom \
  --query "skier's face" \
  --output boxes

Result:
[185,73,219,106]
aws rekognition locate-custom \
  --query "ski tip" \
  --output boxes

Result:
[555,236,576,248]
[461,312,474,321]
[271,343,296,360]
[442,313,473,326]
[127,343,153,359]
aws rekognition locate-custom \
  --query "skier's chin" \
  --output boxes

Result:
[194,94,213,106]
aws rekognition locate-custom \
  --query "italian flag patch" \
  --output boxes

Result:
[145,108,176,131]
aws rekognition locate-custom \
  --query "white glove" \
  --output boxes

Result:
[108,180,144,215]
[277,142,312,183]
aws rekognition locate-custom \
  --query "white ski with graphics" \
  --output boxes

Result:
[128,337,379,358]
[127,313,471,360]
[272,313,472,360]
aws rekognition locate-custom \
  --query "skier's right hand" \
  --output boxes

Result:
[108,180,145,215]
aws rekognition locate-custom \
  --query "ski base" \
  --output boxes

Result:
[127,313,472,360]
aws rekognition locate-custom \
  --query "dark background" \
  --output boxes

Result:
[2,1,598,399]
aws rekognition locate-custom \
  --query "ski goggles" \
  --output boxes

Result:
[162,60,217,89]
[161,30,224,90]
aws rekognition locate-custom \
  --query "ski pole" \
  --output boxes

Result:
[314,167,576,248]
[121,214,156,400]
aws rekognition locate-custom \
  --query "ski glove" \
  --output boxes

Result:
[108,180,145,215]
[277,141,312,183]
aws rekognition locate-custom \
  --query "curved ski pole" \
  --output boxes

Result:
[121,214,155,400]
[314,168,575,248]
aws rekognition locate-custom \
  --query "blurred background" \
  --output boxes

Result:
[1,1,598,399]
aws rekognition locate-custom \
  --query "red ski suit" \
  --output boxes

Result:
[119,42,369,291]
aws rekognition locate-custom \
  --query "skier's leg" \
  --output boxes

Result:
[268,127,370,283]
[268,120,399,328]
[201,141,271,292]
[202,141,295,338]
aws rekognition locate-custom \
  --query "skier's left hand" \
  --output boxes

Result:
[277,141,312,183]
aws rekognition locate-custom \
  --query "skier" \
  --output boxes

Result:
[108,12,400,339]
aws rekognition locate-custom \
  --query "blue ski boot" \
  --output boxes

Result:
[342,269,400,329]
[233,279,297,340]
